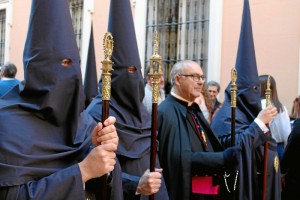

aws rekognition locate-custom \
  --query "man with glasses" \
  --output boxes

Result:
[157,60,241,200]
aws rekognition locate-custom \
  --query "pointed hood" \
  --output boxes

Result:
[21,0,84,130]
[232,0,261,116]
[84,24,98,108]
[101,0,148,123]
[87,0,151,158]
[108,0,141,69]
[211,0,261,136]
[0,0,95,188]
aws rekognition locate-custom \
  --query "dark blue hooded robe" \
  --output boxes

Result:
[0,0,122,199]
[83,25,98,109]
[211,0,281,199]
[86,0,168,199]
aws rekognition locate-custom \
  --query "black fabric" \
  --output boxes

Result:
[108,0,141,69]
[188,104,210,152]
[87,0,169,199]
[83,25,98,108]
[211,0,281,199]
[212,100,222,115]
[0,0,91,187]
[0,0,122,199]
[223,146,241,171]
[158,95,227,200]
[21,0,84,137]
[87,69,168,200]
[281,118,300,199]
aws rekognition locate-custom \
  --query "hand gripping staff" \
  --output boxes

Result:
[262,75,271,200]
[99,32,114,200]
[148,31,163,200]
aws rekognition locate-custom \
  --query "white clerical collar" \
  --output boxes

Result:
[170,91,193,106]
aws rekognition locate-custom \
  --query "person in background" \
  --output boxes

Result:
[259,74,291,160]
[143,66,165,114]
[206,80,222,119]
[281,96,300,199]
[290,95,300,128]
[194,81,214,123]
[157,60,241,200]
[0,62,20,97]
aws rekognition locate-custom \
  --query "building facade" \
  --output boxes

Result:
[1,0,300,112]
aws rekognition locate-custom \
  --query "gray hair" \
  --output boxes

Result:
[170,60,199,86]
[206,80,221,92]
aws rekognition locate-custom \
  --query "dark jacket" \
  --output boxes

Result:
[157,95,225,200]
[281,118,300,199]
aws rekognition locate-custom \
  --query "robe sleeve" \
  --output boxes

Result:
[191,151,224,169]
[121,172,140,195]
[15,164,85,200]
[218,120,267,149]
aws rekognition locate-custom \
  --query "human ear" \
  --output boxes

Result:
[174,75,181,86]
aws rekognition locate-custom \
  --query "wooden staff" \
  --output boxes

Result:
[149,31,163,200]
[262,75,271,200]
[230,68,238,200]
[230,68,237,147]
[99,32,114,200]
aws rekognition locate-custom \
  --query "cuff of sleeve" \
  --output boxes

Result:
[254,118,269,133]
[121,172,140,195]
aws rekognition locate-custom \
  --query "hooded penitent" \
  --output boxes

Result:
[211,0,281,199]
[86,0,168,199]
[211,0,261,139]
[88,0,151,162]
[0,0,96,198]
[84,24,98,108]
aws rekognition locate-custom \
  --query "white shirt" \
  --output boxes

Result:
[199,99,210,123]
[261,99,291,147]
[143,84,165,114]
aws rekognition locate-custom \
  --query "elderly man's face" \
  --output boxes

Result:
[175,62,205,102]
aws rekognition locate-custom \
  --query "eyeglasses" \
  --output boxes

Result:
[178,74,206,82]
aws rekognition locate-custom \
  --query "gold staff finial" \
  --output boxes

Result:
[103,32,114,61]
[231,68,238,108]
[265,75,272,107]
[149,30,163,104]
[101,32,114,100]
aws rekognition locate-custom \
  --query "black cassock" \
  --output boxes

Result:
[157,95,229,200]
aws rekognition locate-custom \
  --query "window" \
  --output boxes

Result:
[68,0,83,54]
[145,0,210,81]
[0,9,5,65]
